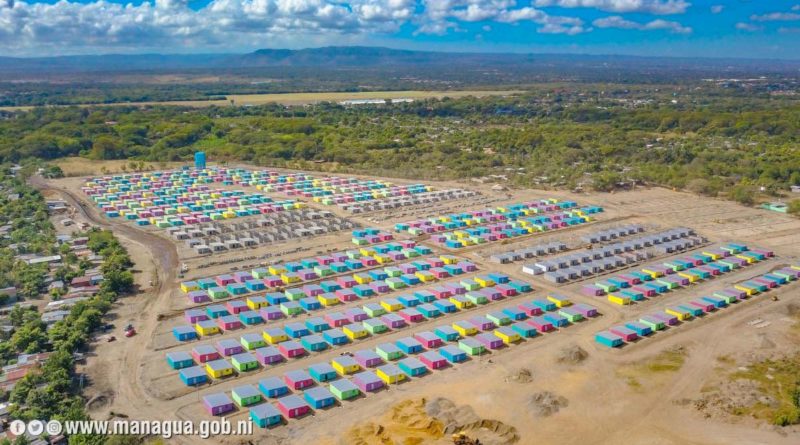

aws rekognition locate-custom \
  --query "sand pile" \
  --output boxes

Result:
[506,368,533,384]
[426,398,520,444]
[342,398,444,445]
[342,398,519,445]
[556,344,588,365]
[527,391,569,417]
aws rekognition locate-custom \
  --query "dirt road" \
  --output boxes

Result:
[30,175,180,420]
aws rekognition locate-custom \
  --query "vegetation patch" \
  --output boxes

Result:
[617,346,687,390]
[729,355,800,426]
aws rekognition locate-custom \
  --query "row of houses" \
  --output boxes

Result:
[489,241,568,264]
[580,224,644,244]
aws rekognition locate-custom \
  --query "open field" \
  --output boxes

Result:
[0,90,522,111]
[54,157,187,176]
[34,164,800,445]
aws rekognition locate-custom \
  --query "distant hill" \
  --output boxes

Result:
[1,46,799,76]
[232,46,517,67]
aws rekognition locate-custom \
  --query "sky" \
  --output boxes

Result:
[1,0,800,58]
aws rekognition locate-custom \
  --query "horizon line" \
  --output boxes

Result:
[2,45,800,63]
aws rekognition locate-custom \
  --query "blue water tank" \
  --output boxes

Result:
[194,151,206,169]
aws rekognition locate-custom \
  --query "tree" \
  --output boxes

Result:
[90,135,120,160]
[10,319,48,353]
[592,171,622,192]
[42,165,64,179]
[101,269,134,295]
[788,199,800,216]
[729,183,757,206]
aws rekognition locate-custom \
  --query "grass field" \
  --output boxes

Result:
[54,158,185,176]
[1,90,522,111]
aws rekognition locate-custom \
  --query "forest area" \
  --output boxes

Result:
[0,81,798,209]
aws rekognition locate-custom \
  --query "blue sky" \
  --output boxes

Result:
[1,0,800,58]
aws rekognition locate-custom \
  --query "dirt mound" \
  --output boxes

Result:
[784,302,800,317]
[85,391,114,412]
[527,391,569,417]
[342,398,519,445]
[343,398,444,445]
[426,398,519,444]
[556,344,588,365]
[458,419,520,445]
[426,397,480,431]
[506,368,533,384]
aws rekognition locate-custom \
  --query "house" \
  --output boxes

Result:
[70,276,92,288]
[202,393,235,416]
[278,341,306,359]
[231,353,259,372]
[309,363,338,382]
[283,369,313,390]
[172,326,197,341]
[304,387,336,409]
[332,356,361,375]
[191,345,220,363]
[24,255,61,266]
[258,377,289,398]
[419,350,448,370]
[376,363,406,384]
[179,366,207,386]
[205,359,234,379]
[595,331,624,348]
[353,350,383,368]
[458,338,485,356]
[329,379,360,400]
[397,357,428,377]
[439,345,467,363]
[232,385,262,407]
[276,394,310,419]
[250,403,283,428]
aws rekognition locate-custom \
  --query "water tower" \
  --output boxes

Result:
[194,151,206,169]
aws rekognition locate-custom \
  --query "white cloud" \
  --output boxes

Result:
[415,2,589,35]
[735,22,762,32]
[0,0,713,53]
[793,5,800,11]
[750,12,800,22]
[710,5,723,14]
[533,0,690,15]
[0,0,427,52]
[593,15,691,33]
[414,20,460,35]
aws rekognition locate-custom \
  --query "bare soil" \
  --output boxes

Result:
[33,169,800,445]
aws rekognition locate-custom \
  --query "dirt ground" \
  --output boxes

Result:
[33,168,800,445]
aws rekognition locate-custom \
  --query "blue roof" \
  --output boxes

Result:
[241,333,263,342]
[285,369,311,381]
[308,363,336,374]
[166,351,193,362]
[231,352,257,363]
[180,366,205,378]
[303,386,334,402]
[259,377,287,390]
[277,394,307,410]
[250,403,281,420]
[330,378,359,393]
[232,384,261,399]
[203,392,233,407]
[193,344,217,355]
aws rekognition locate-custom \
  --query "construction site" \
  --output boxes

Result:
[35,156,800,445]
